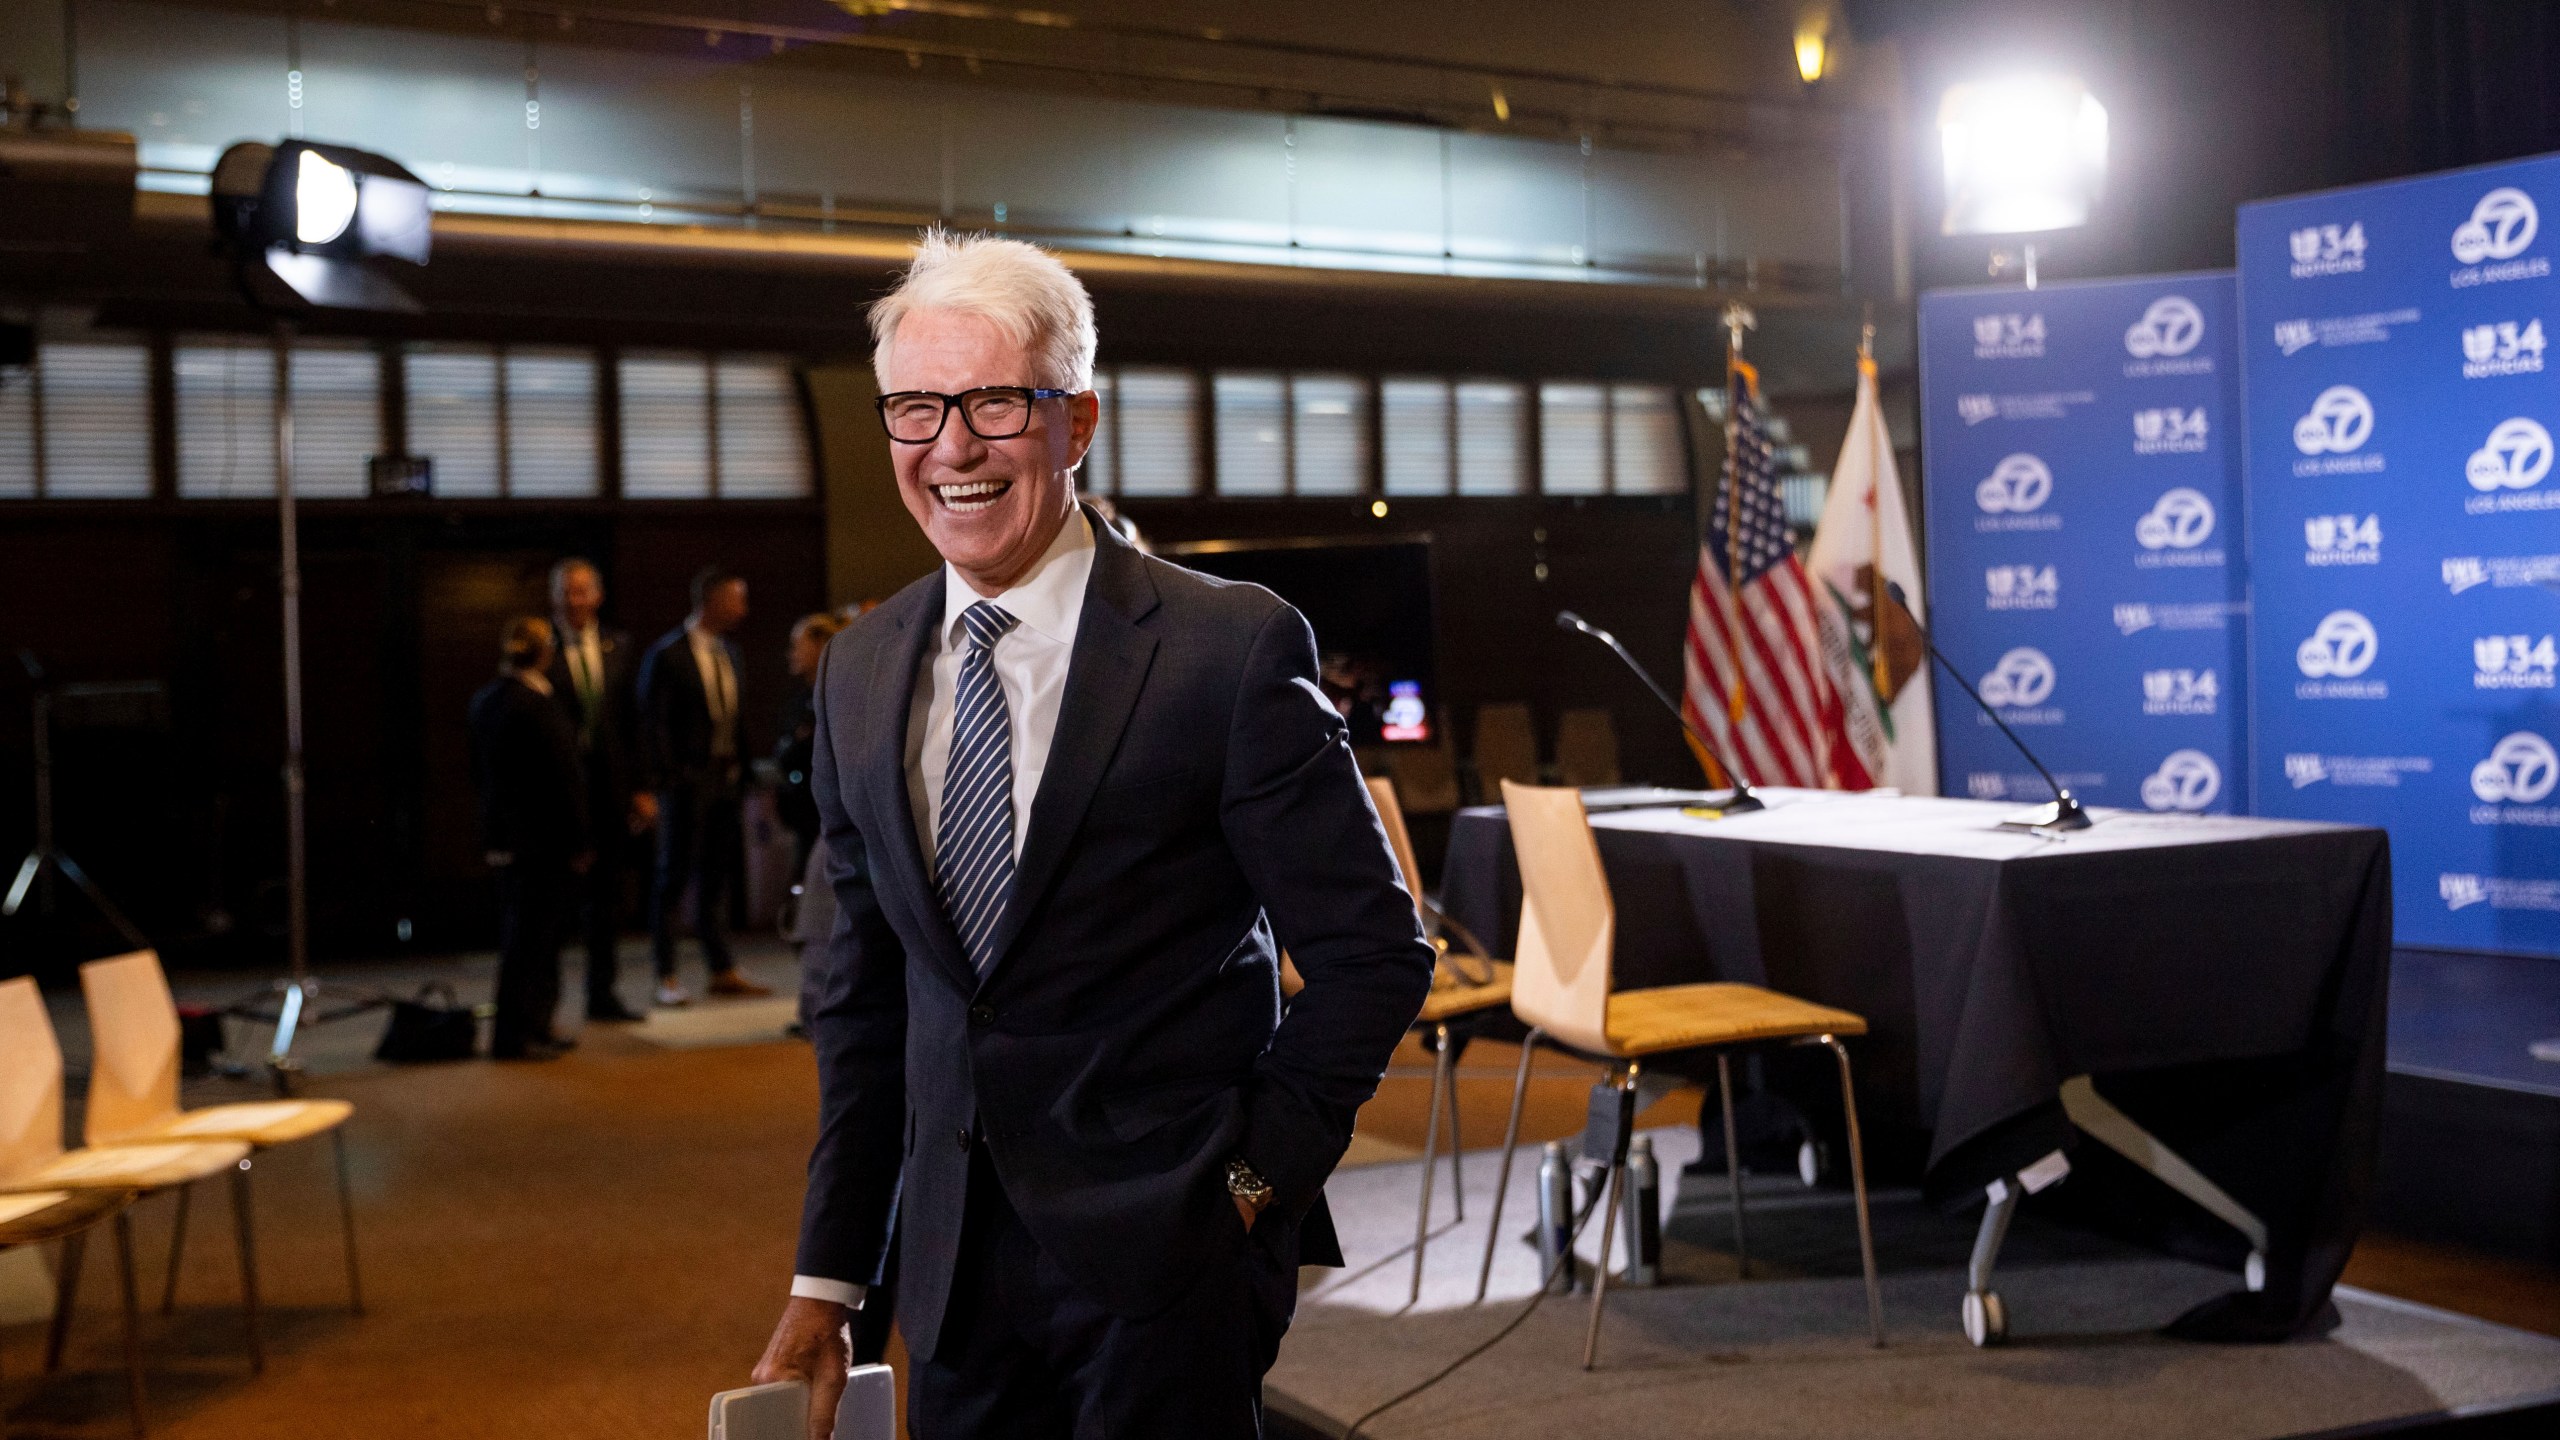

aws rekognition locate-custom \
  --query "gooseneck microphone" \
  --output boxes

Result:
[1883,581,2090,834]
[1554,610,1764,814]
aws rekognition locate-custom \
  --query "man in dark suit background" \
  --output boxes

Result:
[545,557,652,1023]
[637,566,773,1006]
[468,617,592,1061]
[752,233,1432,1437]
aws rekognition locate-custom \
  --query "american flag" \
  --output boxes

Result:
[1682,358,1860,789]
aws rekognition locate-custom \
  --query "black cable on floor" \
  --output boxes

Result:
[1339,1180,1611,1440]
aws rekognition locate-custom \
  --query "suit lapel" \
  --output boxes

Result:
[978,515,1160,987]
[862,579,979,993]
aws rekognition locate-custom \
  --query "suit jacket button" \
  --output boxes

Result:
[955,1127,973,1151]
[969,1005,994,1025]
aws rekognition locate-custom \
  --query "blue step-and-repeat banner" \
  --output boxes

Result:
[2239,154,2560,953]
[1918,275,2250,816]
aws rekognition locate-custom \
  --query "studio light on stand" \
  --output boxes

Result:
[210,139,431,1091]
[1938,73,2108,289]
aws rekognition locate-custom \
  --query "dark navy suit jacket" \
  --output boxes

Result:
[793,508,1434,1360]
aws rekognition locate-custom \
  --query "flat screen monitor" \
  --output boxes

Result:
[1163,537,1438,746]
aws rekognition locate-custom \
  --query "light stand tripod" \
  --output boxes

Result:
[2,653,150,949]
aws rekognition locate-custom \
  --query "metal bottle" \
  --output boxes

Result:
[1535,1139,1577,1293]
[1620,1133,1662,1286]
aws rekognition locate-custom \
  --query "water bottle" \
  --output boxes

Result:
[1620,1134,1662,1286]
[1535,1140,1577,1293]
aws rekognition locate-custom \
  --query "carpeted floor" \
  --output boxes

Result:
[6,943,2558,1438]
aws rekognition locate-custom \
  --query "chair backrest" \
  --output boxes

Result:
[1554,707,1623,787]
[1473,703,1541,795]
[1383,731,1462,815]
[1365,776,1429,910]
[0,976,67,1184]
[1499,781,1615,1054]
[79,951,183,1147]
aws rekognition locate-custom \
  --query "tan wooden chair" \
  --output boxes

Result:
[0,976,262,1375]
[1553,707,1623,787]
[1482,783,1883,1368]
[0,1188,145,1438]
[1380,713,1463,817]
[1366,777,1514,1305]
[1470,702,1542,799]
[79,951,363,1325]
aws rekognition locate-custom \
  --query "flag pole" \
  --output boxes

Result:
[1859,309,1890,698]
[1722,303,1756,726]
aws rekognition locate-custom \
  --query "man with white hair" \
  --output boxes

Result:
[753,232,1432,1435]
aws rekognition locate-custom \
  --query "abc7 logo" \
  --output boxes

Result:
[1976,647,2055,708]
[2471,731,2560,805]
[2135,488,2215,550]
[2295,609,2378,678]
[2451,187,2540,265]
[2466,417,2554,493]
[2140,749,2222,812]
[1974,453,2052,514]
[2123,296,2204,358]
[2292,385,2373,455]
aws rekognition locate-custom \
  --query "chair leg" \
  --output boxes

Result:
[1826,1037,1885,1348]
[229,1160,264,1375]
[1443,1030,1466,1223]
[114,1211,149,1438]
[1581,1157,1626,1372]
[1474,1027,1540,1304]
[333,1129,366,1316]
[159,1183,191,1316]
[1409,1023,1452,1306]
[45,1229,86,1374]
[1717,1052,1749,1280]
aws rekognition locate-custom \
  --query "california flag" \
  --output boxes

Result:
[1805,353,1936,794]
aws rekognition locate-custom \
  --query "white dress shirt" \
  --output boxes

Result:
[790,507,1097,1310]
[564,623,603,700]
[684,622,740,759]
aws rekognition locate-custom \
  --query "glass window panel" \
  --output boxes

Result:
[715,357,810,499]
[1454,379,1525,496]
[1115,367,1198,498]
[1213,371,1286,497]
[176,336,278,498]
[0,361,32,498]
[1380,377,1451,497]
[1610,383,1686,495]
[507,349,600,498]
[619,353,713,499]
[1078,369,1115,496]
[405,345,501,498]
[288,342,380,498]
[1291,373,1368,497]
[1538,381,1607,496]
[35,344,151,498]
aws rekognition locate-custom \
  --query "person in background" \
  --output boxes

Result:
[544,558,653,1024]
[776,611,851,871]
[638,566,773,1007]
[468,617,592,1061]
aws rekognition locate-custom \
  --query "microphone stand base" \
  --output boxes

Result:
[1996,796,2094,835]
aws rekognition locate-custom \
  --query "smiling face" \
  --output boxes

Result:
[879,308,1096,596]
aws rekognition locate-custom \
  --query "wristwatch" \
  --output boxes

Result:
[1226,1158,1276,1216]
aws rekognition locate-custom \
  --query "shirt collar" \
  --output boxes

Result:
[686,620,722,652]
[939,507,1096,650]
[516,669,554,697]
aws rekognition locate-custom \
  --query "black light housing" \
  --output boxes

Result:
[212,140,431,312]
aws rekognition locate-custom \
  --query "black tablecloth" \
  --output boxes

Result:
[1439,791,2392,1342]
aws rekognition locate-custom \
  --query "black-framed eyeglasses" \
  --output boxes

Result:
[875,386,1078,443]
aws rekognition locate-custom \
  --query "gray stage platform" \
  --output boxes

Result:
[1268,1129,2560,1439]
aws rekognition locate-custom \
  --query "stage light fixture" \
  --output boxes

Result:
[212,139,431,311]
[1794,26,1828,85]
[1938,74,2108,236]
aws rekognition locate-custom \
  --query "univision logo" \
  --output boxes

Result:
[2135,488,2215,550]
[2123,297,2204,358]
[2467,418,2555,492]
[1972,313,2046,359]
[2132,406,2209,455]
[2296,610,2378,678]
[2462,319,2546,379]
[1977,648,2055,709]
[2139,750,2221,812]
[2289,221,2366,278]
[2471,732,2560,805]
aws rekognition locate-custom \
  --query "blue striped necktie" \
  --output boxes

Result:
[937,600,1022,973]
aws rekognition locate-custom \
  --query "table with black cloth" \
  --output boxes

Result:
[1437,788,2391,1342]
